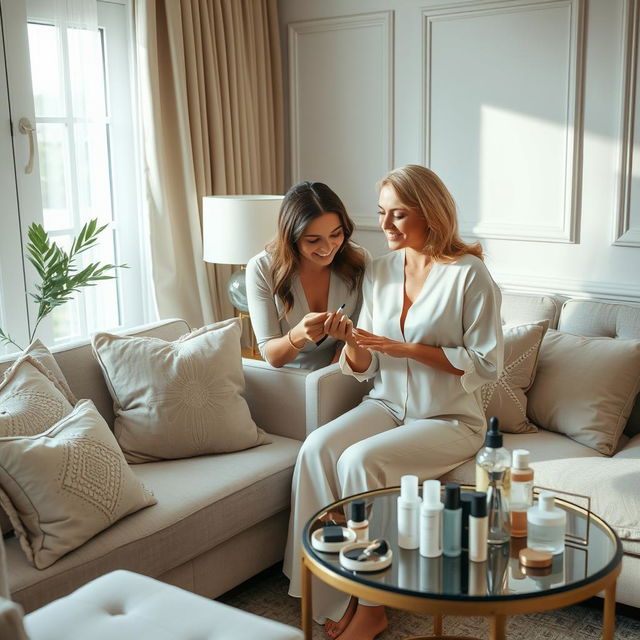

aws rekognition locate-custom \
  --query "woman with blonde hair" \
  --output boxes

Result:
[283,165,503,640]
[246,181,369,369]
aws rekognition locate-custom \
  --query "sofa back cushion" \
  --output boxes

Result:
[500,292,562,328]
[559,299,640,437]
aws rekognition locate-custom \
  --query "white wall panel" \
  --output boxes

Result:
[289,12,393,225]
[615,0,640,246]
[424,0,584,242]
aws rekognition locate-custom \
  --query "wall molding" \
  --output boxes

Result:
[288,11,394,197]
[614,0,640,246]
[422,0,585,243]
[493,270,640,303]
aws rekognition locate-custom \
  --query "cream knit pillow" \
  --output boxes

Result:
[0,400,157,569]
[92,317,270,463]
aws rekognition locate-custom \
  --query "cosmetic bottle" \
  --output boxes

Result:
[475,417,511,497]
[347,499,369,542]
[476,417,511,544]
[419,480,443,558]
[468,491,488,562]
[397,475,421,549]
[527,492,566,555]
[443,483,462,557]
[460,491,473,550]
[510,449,534,538]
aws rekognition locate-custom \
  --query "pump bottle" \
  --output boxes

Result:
[397,475,421,549]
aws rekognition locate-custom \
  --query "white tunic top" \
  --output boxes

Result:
[340,250,503,428]
[246,246,370,370]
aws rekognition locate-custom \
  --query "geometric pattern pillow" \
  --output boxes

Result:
[92,317,270,463]
[481,321,549,433]
[0,400,157,569]
[20,339,77,405]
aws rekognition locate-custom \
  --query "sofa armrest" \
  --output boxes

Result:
[242,358,308,441]
[305,363,372,434]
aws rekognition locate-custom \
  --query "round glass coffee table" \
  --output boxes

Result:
[301,487,622,640]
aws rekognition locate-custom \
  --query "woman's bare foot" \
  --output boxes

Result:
[336,604,387,640]
[324,596,357,639]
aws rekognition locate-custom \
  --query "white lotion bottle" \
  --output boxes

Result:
[397,475,421,549]
[527,492,566,555]
[469,491,488,562]
[419,480,443,558]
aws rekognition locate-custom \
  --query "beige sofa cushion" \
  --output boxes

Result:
[527,330,640,455]
[482,321,547,433]
[92,317,270,463]
[531,458,640,555]
[21,339,77,405]
[0,400,156,569]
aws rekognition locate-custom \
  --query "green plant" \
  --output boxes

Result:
[0,219,126,350]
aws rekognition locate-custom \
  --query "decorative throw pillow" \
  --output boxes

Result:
[12,339,77,405]
[481,321,548,433]
[92,317,270,463]
[0,399,156,569]
[527,330,640,455]
[0,356,73,437]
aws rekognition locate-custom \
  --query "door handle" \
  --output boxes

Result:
[18,117,35,174]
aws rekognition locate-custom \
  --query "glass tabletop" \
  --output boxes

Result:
[303,487,623,602]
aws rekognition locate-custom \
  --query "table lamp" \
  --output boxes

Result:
[202,195,283,353]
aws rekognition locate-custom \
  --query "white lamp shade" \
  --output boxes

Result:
[202,195,283,265]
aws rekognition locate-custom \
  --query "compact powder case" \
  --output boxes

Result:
[519,547,553,568]
[311,527,357,553]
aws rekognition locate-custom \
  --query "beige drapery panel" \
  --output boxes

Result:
[135,0,284,327]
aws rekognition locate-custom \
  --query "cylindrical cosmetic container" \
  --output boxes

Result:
[397,475,421,549]
[527,492,566,555]
[460,492,473,550]
[510,449,534,538]
[469,491,488,562]
[419,480,443,558]
[443,483,462,557]
[347,499,369,542]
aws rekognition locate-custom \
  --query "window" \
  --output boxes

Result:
[0,0,152,354]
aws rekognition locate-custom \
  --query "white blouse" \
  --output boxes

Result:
[246,246,371,370]
[340,250,503,428]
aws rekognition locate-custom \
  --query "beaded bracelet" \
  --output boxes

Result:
[287,330,303,351]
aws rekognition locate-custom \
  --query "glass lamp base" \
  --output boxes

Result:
[227,268,249,313]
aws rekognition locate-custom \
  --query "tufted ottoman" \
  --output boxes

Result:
[22,570,303,640]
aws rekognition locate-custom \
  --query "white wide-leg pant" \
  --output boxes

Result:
[282,400,484,623]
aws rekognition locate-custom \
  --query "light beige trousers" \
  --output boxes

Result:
[282,400,484,623]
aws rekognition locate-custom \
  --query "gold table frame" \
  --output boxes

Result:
[300,487,622,640]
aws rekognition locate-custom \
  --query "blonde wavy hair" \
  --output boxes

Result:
[379,165,483,261]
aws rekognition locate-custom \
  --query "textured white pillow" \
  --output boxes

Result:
[527,330,640,455]
[92,317,270,463]
[0,400,157,569]
[481,321,548,433]
[20,339,77,405]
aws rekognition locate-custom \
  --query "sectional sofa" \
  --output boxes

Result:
[1,291,638,615]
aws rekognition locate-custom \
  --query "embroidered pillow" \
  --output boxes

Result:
[481,321,548,433]
[20,339,77,405]
[0,400,156,569]
[92,317,270,463]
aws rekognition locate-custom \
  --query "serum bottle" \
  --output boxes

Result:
[443,483,462,557]
[397,475,421,549]
[510,449,534,538]
[476,417,511,497]
[527,492,566,555]
[468,491,488,562]
[348,499,369,542]
[420,480,443,558]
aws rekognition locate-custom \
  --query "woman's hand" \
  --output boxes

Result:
[323,310,356,347]
[353,328,409,358]
[290,312,330,346]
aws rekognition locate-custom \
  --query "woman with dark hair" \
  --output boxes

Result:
[246,181,369,370]
[283,165,503,640]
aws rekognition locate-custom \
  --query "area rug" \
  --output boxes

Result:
[220,564,640,640]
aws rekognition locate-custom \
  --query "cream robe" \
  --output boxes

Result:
[283,250,503,622]
[246,246,370,370]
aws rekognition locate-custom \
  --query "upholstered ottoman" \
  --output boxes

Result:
[23,570,303,640]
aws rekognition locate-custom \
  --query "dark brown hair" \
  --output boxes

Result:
[267,181,365,314]
[379,165,483,261]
